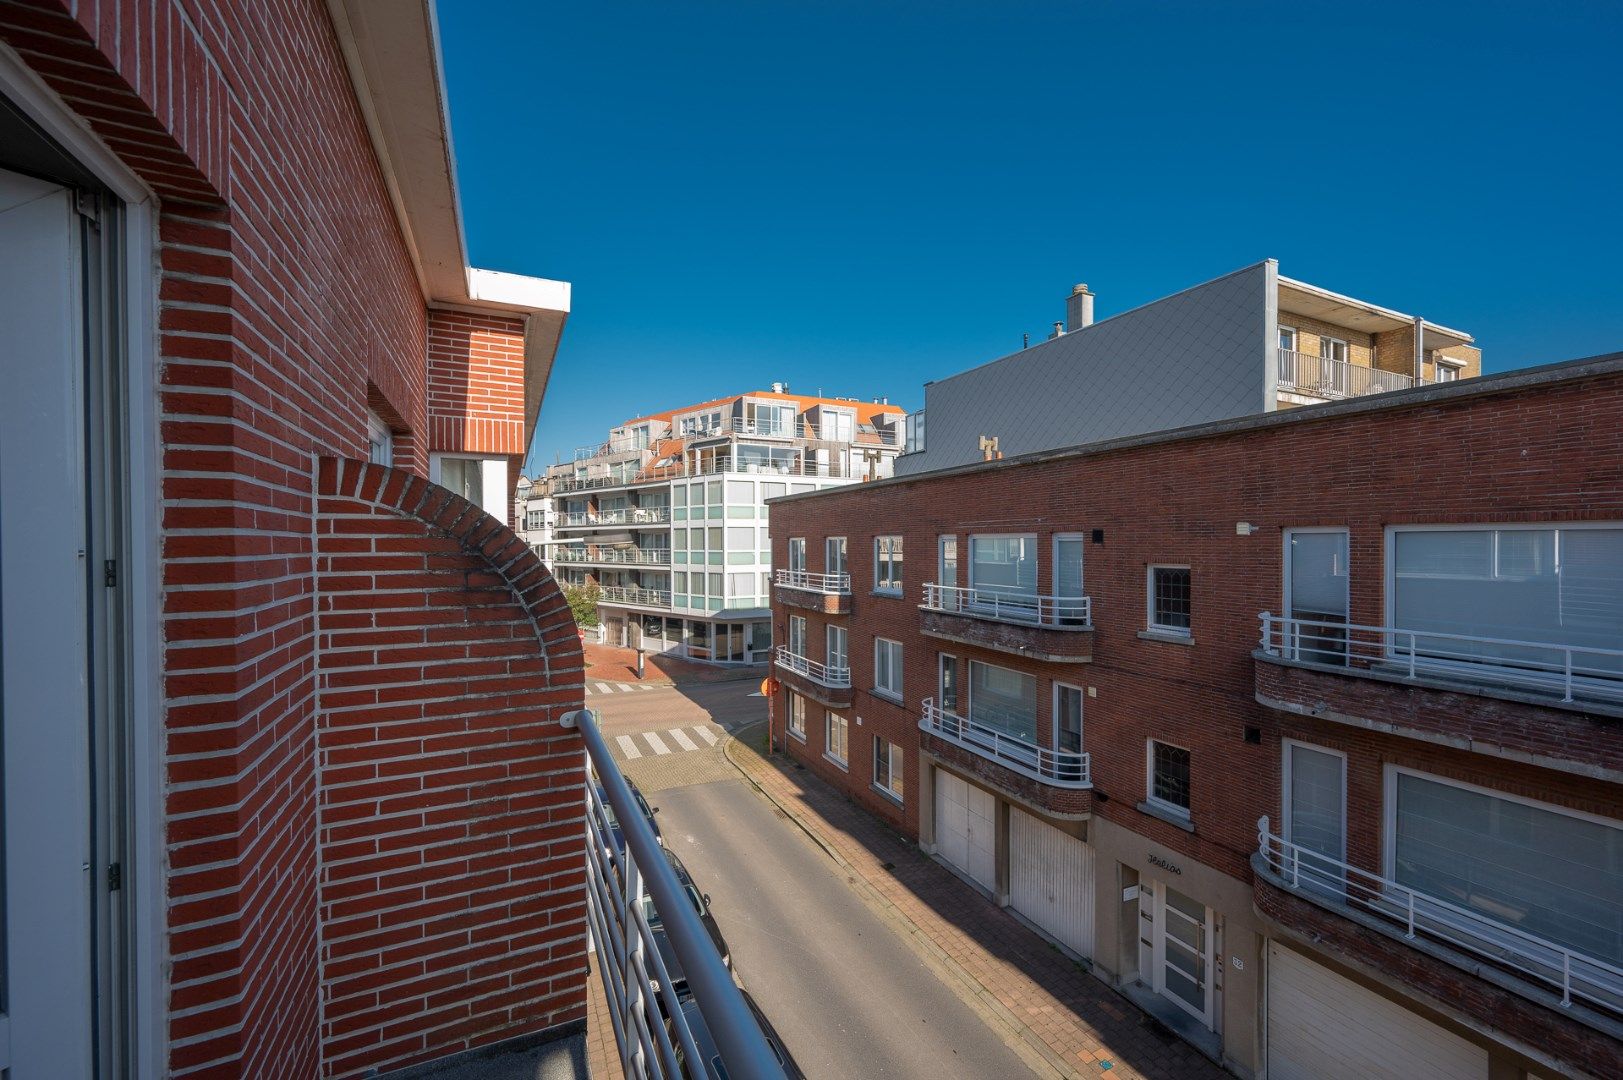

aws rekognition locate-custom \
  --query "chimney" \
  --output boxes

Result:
[1048,320,1065,340]
[770,381,788,393]
[1066,283,1094,331]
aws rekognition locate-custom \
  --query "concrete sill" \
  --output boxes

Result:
[870,589,905,600]
[824,753,849,772]
[1137,800,1196,833]
[870,690,904,706]
[871,785,905,808]
[789,729,806,744]
[1138,630,1195,646]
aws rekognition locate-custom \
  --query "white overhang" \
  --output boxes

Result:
[1277,275,1473,352]
[324,0,571,441]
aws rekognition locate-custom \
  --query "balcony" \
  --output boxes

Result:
[919,698,1089,789]
[773,569,851,615]
[1254,819,1623,1055]
[919,584,1093,663]
[686,417,900,446]
[599,586,672,610]
[1276,348,1418,400]
[773,646,852,707]
[1256,614,1623,776]
[557,507,671,528]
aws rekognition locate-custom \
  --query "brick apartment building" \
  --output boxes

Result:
[1,3,587,1077]
[769,352,1623,1078]
[540,388,904,663]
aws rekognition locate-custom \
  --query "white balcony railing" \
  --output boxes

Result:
[1276,348,1419,400]
[919,698,1090,788]
[600,586,672,609]
[1257,818,1623,1018]
[689,417,899,446]
[1258,613,1623,705]
[773,569,851,595]
[557,507,672,528]
[921,583,1092,628]
[774,647,850,688]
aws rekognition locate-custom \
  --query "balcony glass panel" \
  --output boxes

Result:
[967,661,1036,743]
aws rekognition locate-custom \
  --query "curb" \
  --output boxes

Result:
[722,722,1080,1080]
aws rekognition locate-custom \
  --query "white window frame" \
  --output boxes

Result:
[788,614,807,657]
[1146,564,1192,636]
[826,536,847,576]
[824,711,849,769]
[872,736,904,803]
[1052,532,1085,598]
[938,534,957,588]
[1435,359,1463,383]
[1053,681,1085,756]
[967,532,1038,593]
[430,453,509,525]
[874,535,903,594]
[1278,325,1297,352]
[938,652,960,714]
[827,624,848,670]
[786,692,806,741]
[1281,739,1347,863]
[873,637,903,700]
[1146,739,1192,819]
[366,408,393,466]
[1320,335,1348,363]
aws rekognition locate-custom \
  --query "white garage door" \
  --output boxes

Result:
[1009,809,1093,959]
[934,770,996,892]
[1267,942,1487,1080]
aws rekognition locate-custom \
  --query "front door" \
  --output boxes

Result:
[1,166,98,1076]
[1146,881,1215,1027]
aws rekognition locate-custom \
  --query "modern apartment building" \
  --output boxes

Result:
[516,473,560,556]
[769,353,1623,1079]
[543,389,906,661]
[899,260,1482,474]
[0,5,588,1077]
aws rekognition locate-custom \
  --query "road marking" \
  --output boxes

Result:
[643,731,671,755]
[668,728,698,751]
[616,734,642,759]
[618,683,638,692]
[595,682,613,694]
[693,726,719,746]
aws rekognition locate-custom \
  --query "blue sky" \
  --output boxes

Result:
[438,2,1623,473]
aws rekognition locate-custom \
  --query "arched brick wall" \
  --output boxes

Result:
[314,458,586,1077]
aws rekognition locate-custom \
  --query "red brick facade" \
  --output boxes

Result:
[769,360,1623,1073]
[0,3,581,1076]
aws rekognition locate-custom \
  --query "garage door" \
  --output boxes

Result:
[934,771,995,892]
[1267,942,1487,1080]
[1009,809,1093,959]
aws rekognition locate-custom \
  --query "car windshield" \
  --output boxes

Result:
[595,789,620,830]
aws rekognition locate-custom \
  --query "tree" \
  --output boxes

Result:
[563,582,601,630]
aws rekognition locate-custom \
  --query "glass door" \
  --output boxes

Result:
[1151,883,1214,1027]
[1283,741,1347,895]
[1285,529,1348,663]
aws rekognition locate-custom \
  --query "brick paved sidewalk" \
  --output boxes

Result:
[725,724,1224,1080]
[583,642,767,686]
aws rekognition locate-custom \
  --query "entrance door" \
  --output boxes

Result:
[1145,881,1215,1027]
[1,166,97,1076]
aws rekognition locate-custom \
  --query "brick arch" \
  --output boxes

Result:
[313,457,586,1077]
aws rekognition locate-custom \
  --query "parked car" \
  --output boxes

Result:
[594,776,663,858]
[664,988,805,1079]
[644,846,732,1002]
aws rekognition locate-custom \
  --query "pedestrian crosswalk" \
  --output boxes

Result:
[585,681,666,696]
[610,725,725,760]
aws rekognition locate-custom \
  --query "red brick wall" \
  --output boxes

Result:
[428,309,527,456]
[770,369,1623,888]
[315,459,586,1077]
[0,3,551,1076]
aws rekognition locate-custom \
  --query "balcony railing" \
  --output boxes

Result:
[774,569,851,594]
[576,708,788,1079]
[919,698,1090,788]
[595,548,672,566]
[1276,348,1420,400]
[557,507,672,528]
[921,583,1092,628]
[1259,613,1623,705]
[600,586,672,609]
[1257,818,1623,1018]
[684,417,899,446]
[774,647,850,688]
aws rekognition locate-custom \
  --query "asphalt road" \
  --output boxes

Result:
[595,680,1036,1080]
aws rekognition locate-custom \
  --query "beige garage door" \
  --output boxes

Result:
[934,770,996,892]
[1267,942,1487,1080]
[1008,809,1093,959]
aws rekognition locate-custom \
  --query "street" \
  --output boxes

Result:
[592,678,1037,1080]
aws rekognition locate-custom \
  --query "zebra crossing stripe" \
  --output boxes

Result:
[667,728,698,752]
[693,726,719,746]
[595,682,613,694]
[642,731,671,755]
[617,683,637,693]
[615,734,641,760]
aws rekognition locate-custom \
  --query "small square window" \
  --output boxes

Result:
[1148,740,1191,816]
[1148,565,1192,634]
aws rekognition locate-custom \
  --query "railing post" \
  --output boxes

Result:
[1561,951,1572,1007]
[1407,630,1417,679]
[1405,889,1416,939]
[1564,649,1574,702]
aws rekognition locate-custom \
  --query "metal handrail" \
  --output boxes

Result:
[921,583,1092,628]
[557,507,672,527]
[773,568,851,594]
[573,709,788,1078]
[1275,348,1419,399]
[774,646,850,688]
[601,586,673,608]
[1258,612,1623,704]
[1257,817,1623,1017]
[919,698,1090,788]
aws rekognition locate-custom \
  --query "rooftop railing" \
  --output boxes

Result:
[921,583,1092,628]
[773,569,851,595]
[1257,818,1623,1019]
[773,647,850,688]
[575,708,788,1079]
[600,586,673,609]
[919,698,1090,788]
[1276,348,1419,400]
[697,417,900,446]
[1258,613,1623,705]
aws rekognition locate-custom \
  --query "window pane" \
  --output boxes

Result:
[967,662,1037,743]
[1055,537,1084,597]
[1152,568,1191,630]
[1056,685,1083,754]
[970,535,1037,597]
[1152,743,1191,810]
[1287,744,1344,868]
